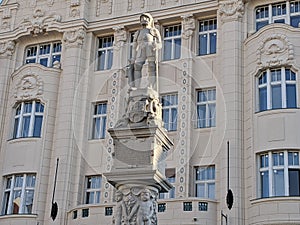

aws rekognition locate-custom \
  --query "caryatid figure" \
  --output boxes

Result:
[129,13,162,90]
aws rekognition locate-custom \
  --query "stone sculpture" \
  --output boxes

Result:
[127,13,162,90]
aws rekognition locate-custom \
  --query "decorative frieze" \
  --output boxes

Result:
[14,74,44,100]
[181,14,195,40]
[0,40,15,58]
[218,0,244,22]
[30,0,54,7]
[19,8,61,35]
[63,28,86,48]
[257,34,294,68]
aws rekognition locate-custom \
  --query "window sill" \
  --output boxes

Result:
[0,214,37,219]
[7,137,41,143]
[250,196,300,204]
[255,108,299,116]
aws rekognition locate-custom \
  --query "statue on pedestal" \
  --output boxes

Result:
[127,13,162,90]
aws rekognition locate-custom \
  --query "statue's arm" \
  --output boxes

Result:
[131,30,139,62]
[153,28,162,50]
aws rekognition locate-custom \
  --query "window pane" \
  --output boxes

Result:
[259,87,267,111]
[86,192,94,204]
[208,183,215,199]
[170,108,177,131]
[289,169,300,196]
[107,49,113,69]
[286,84,297,108]
[39,44,51,55]
[273,169,284,196]
[98,51,106,70]
[261,171,269,197]
[33,115,43,137]
[23,190,34,214]
[26,175,36,187]
[291,15,300,27]
[196,183,205,197]
[100,117,106,139]
[13,118,19,138]
[208,103,216,127]
[174,38,181,59]
[197,105,206,128]
[95,191,101,203]
[163,39,172,60]
[209,32,217,54]
[271,84,282,109]
[256,21,269,31]
[199,34,208,55]
[12,190,22,214]
[21,116,31,137]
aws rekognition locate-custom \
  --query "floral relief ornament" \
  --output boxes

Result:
[0,40,15,58]
[218,0,244,20]
[181,14,195,40]
[257,34,294,68]
[63,28,86,48]
[14,74,43,100]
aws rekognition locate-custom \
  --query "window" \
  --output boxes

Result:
[105,207,113,216]
[159,169,175,199]
[158,203,166,212]
[163,24,181,60]
[13,101,44,139]
[196,88,216,128]
[97,36,114,70]
[257,68,297,112]
[199,18,217,55]
[259,151,300,198]
[198,202,208,211]
[85,176,102,204]
[183,202,192,211]
[161,94,178,131]
[128,31,136,60]
[25,42,62,67]
[92,103,107,139]
[195,166,215,199]
[82,208,89,217]
[1,174,36,215]
[255,1,300,31]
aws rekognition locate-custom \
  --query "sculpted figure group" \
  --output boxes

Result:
[113,189,156,225]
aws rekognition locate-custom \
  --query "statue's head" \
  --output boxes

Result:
[140,13,154,28]
[140,189,151,201]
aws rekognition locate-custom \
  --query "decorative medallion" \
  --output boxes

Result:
[14,73,43,100]
[257,34,294,68]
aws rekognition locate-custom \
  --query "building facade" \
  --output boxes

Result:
[0,0,300,225]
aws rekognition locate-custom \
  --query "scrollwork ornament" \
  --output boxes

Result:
[0,40,15,58]
[63,28,86,48]
[181,14,195,40]
[257,34,294,68]
[219,0,244,21]
[14,74,44,100]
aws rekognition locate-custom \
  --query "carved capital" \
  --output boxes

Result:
[63,28,86,48]
[181,14,195,40]
[113,26,127,50]
[14,73,44,100]
[19,8,61,36]
[0,40,15,58]
[219,0,244,22]
[257,34,294,68]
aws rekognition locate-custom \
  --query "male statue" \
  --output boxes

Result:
[128,13,162,90]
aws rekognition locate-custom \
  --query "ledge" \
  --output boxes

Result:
[250,196,300,204]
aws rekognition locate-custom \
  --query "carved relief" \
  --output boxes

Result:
[181,14,195,40]
[113,188,157,225]
[219,0,244,21]
[14,74,43,100]
[113,26,127,50]
[96,0,112,16]
[257,34,294,68]
[0,40,15,58]
[19,8,61,35]
[128,0,132,10]
[0,3,19,31]
[70,0,80,6]
[63,28,86,48]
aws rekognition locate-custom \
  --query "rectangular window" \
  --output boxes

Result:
[183,202,192,211]
[163,24,181,60]
[161,94,178,131]
[85,176,102,204]
[198,202,208,211]
[159,168,175,199]
[105,207,113,216]
[97,36,114,70]
[13,101,44,139]
[158,203,166,212]
[195,166,215,199]
[196,88,216,128]
[82,208,89,217]
[259,151,300,198]
[25,42,62,67]
[92,103,107,139]
[257,68,297,112]
[1,174,36,215]
[199,18,217,55]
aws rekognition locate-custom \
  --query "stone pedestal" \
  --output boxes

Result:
[105,87,173,225]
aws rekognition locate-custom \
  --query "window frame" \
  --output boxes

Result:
[195,165,216,200]
[196,88,216,128]
[256,67,297,112]
[159,168,176,199]
[12,101,44,139]
[258,150,300,198]
[1,174,36,215]
[84,175,102,204]
[91,102,107,139]
[198,18,217,56]
[161,93,178,132]
[163,24,182,61]
[24,41,62,67]
[97,36,114,71]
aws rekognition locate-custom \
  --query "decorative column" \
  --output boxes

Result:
[47,27,86,225]
[218,0,245,224]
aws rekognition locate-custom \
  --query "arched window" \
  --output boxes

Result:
[13,101,44,138]
[257,68,297,112]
